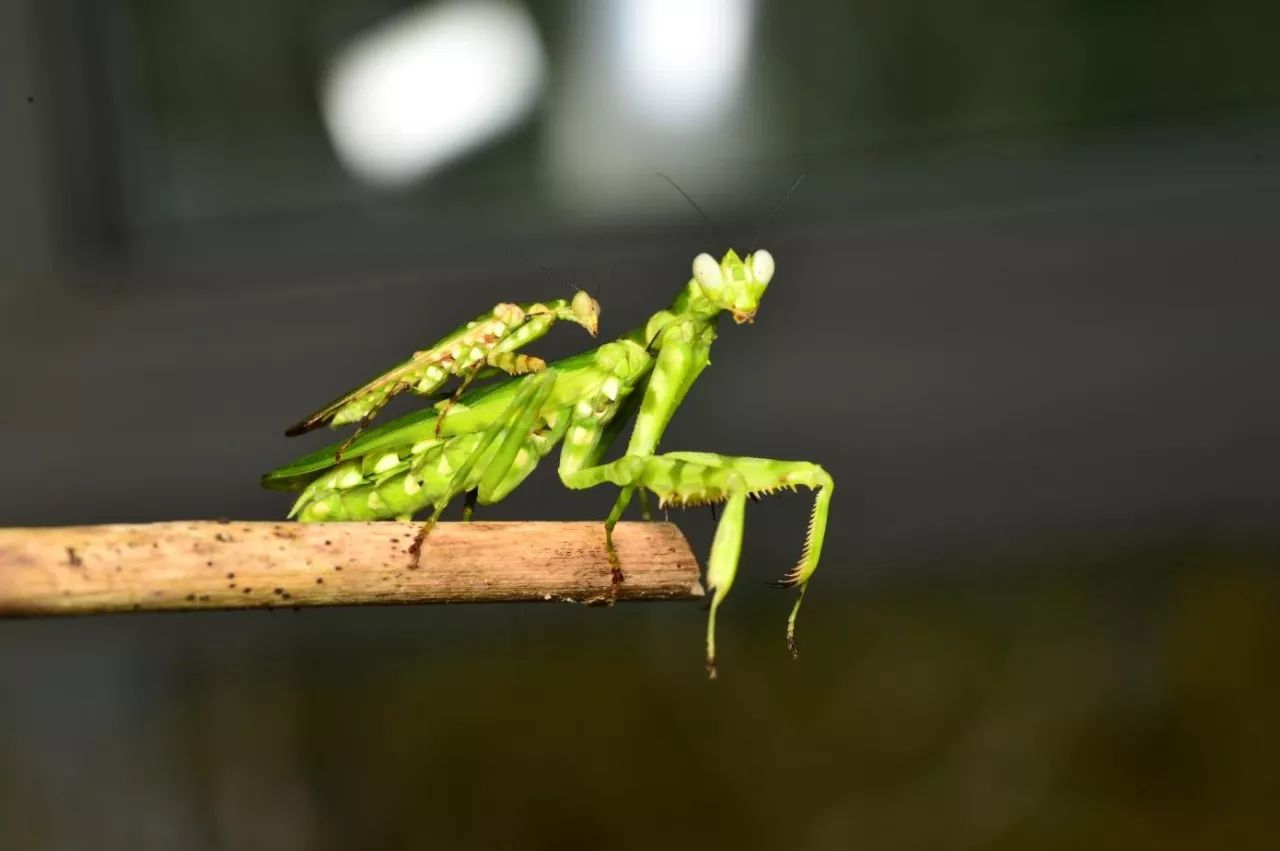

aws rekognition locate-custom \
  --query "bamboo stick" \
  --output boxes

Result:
[0,521,703,616]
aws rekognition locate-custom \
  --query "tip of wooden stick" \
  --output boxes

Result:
[0,520,703,617]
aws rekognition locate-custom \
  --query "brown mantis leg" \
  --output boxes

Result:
[434,365,484,437]
[333,382,410,461]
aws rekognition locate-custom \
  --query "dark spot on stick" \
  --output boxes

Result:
[216,517,230,524]
[186,594,196,602]
[227,572,235,579]
[65,547,83,567]
[215,533,232,543]
[316,578,324,584]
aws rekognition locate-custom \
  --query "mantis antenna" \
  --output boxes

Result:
[750,172,805,252]
[523,255,575,291]
[522,254,607,303]
[656,172,730,250]
[593,264,610,301]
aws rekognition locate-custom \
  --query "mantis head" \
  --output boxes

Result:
[691,249,775,324]
[570,289,601,336]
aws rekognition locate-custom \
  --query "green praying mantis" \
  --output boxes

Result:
[261,247,833,677]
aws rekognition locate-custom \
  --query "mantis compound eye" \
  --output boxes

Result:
[750,250,775,286]
[692,253,723,291]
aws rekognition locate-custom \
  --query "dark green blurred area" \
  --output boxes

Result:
[127,0,1280,138]
[3,0,1279,847]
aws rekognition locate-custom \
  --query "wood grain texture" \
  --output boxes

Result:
[0,521,704,616]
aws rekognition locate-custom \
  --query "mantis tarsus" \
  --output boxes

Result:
[262,249,833,677]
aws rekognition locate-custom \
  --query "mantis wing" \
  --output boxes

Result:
[262,405,443,491]
[262,348,605,491]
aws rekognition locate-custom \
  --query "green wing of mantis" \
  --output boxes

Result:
[262,405,443,491]
[261,348,603,491]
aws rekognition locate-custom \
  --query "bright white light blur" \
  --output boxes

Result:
[322,1,546,187]
[616,0,754,129]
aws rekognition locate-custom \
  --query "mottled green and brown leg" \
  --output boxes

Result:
[320,296,594,456]
[434,350,550,437]
[434,365,483,437]
[333,381,411,461]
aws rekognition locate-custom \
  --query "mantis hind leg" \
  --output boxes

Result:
[434,351,548,437]
[562,451,833,677]
[637,489,653,521]
[434,364,483,437]
[408,370,559,566]
[333,382,410,461]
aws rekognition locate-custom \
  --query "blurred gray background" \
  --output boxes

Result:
[2,1,1278,848]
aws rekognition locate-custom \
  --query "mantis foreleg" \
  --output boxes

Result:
[562,451,831,677]
[570,319,712,566]
[555,318,831,675]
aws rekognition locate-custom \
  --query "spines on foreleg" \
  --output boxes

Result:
[763,466,832,657]
[563,451,833,672]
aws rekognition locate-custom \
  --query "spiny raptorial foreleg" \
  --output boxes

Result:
[562,451,832,677]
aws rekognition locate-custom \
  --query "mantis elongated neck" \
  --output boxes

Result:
[614,280,723,351]
[668,280,722,323]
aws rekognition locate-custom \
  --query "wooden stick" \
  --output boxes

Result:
[0,521,704,616]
